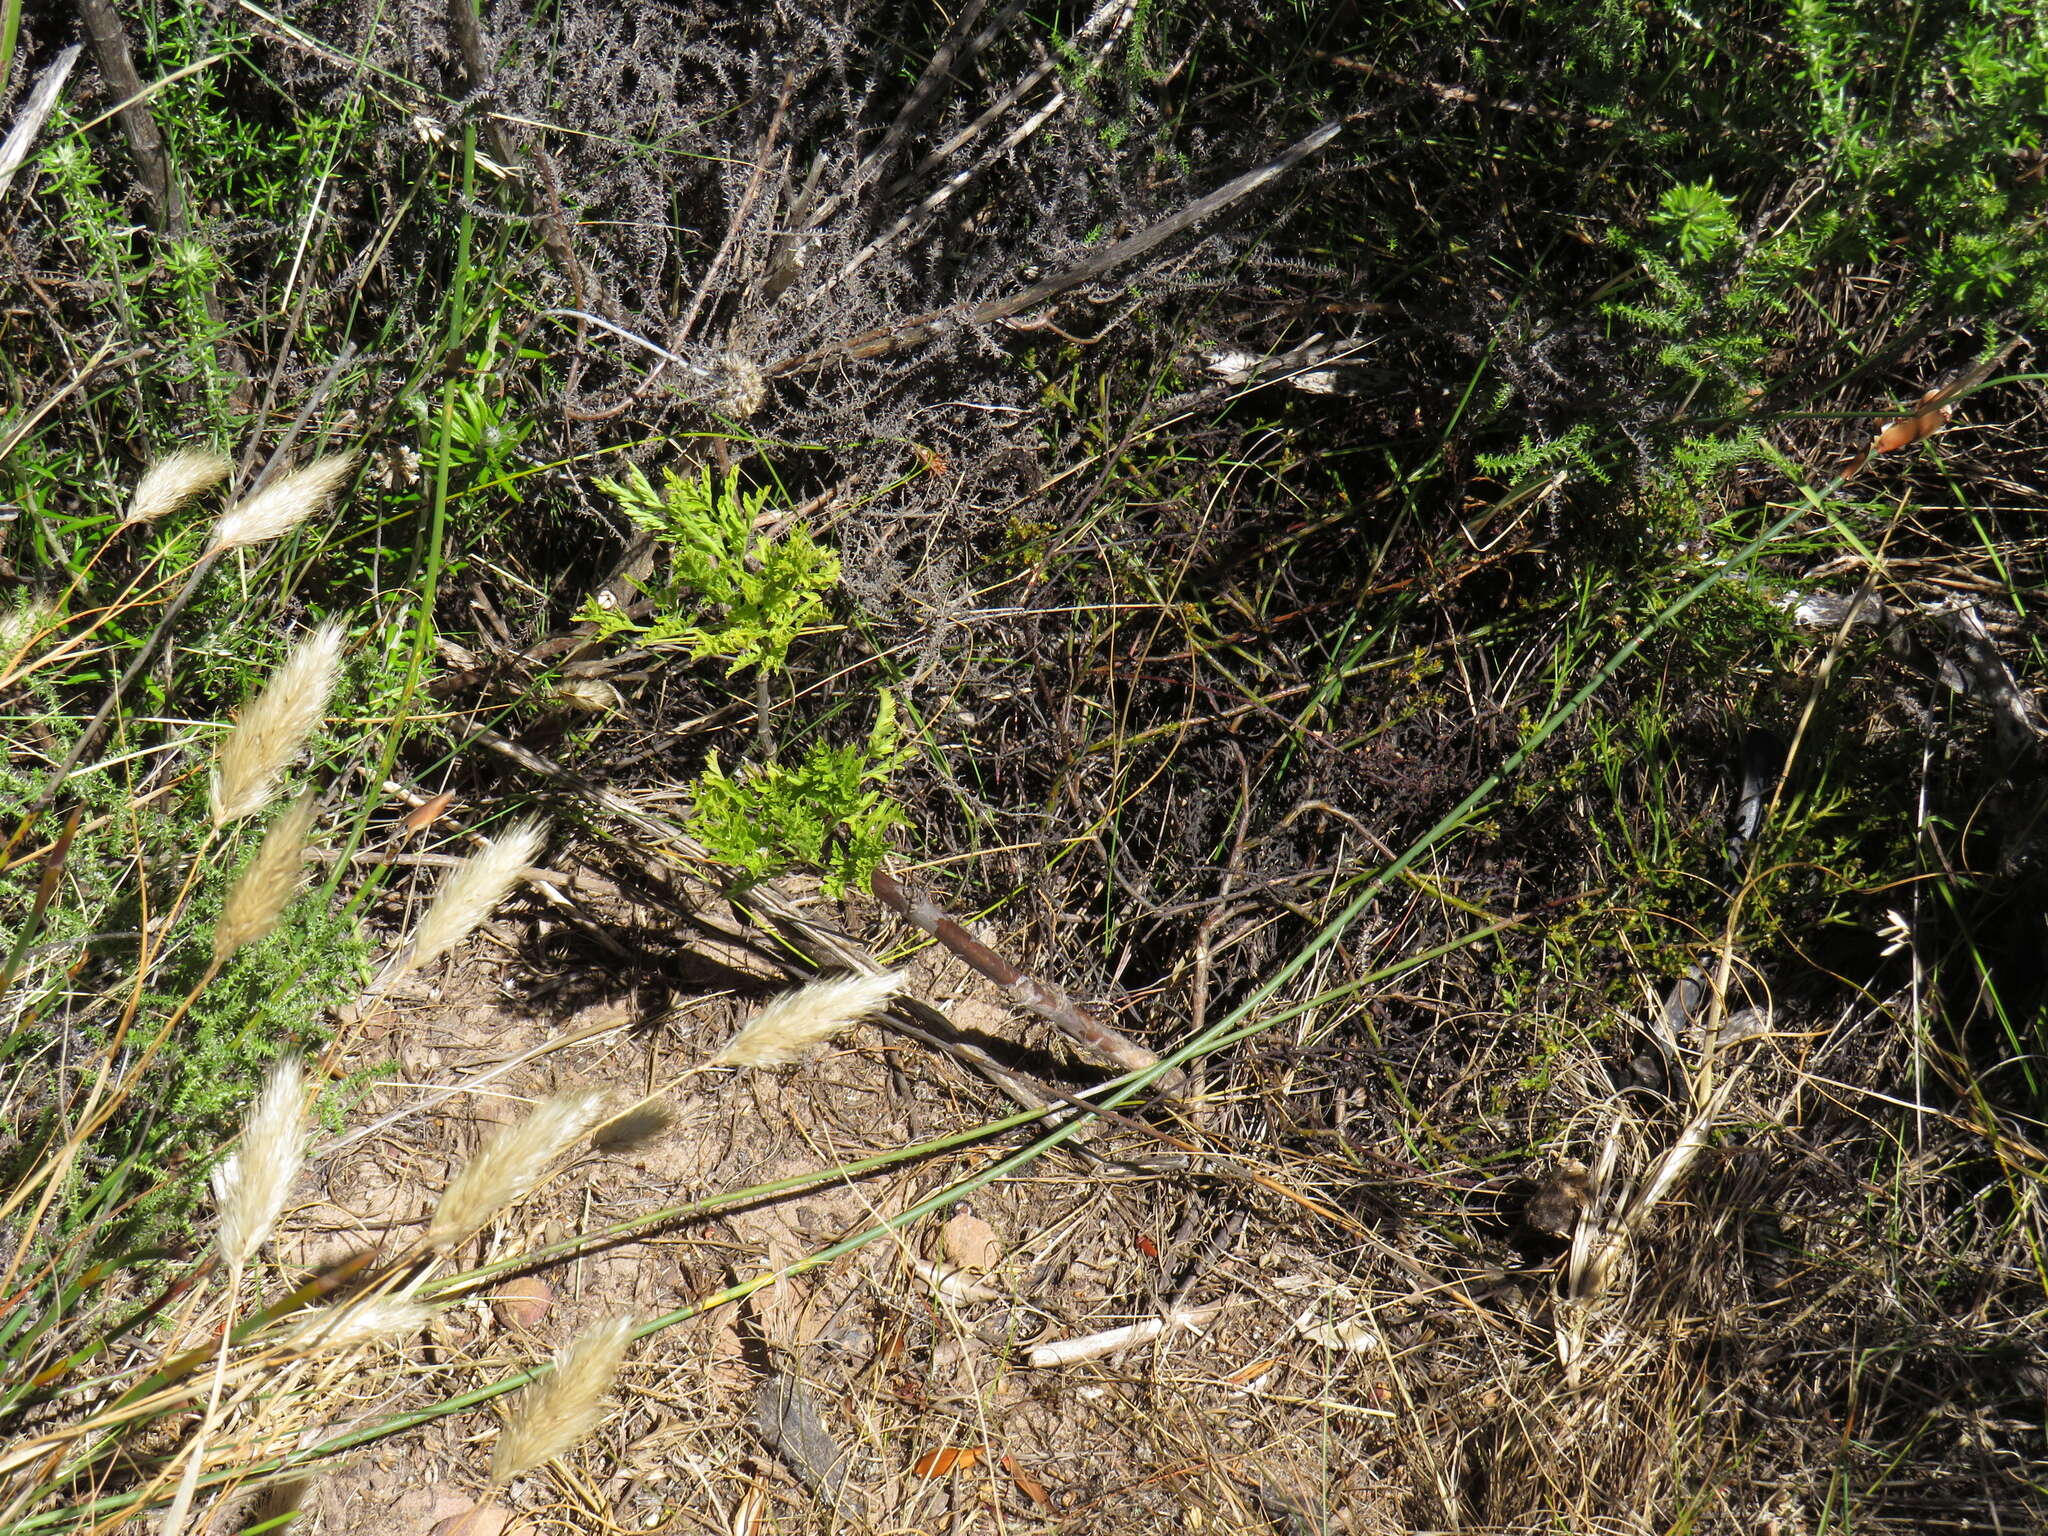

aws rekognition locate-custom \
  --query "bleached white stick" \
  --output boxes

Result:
[1026,1307,1218,1368]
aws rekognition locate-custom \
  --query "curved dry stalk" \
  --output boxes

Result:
[869,864,1179,1087]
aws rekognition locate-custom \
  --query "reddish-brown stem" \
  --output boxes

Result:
[868,865,1183,1092]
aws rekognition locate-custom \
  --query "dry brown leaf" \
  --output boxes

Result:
[912,1445,987,1478]
[1871,393,1953,456]
[728,1483,768,1536]
[403,789,457,832]
[491,1275,552,1330]
[1222,1357,1284,1385]
[939,1210,1002,1273]
[1002,1454,1052,1507]
[429,1503,514,1536]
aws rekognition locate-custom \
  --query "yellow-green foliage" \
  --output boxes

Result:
[577,463,838,677]
[688,695,909,897]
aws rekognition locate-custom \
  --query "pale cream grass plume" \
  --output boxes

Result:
[212,1055,308,1274]
[206,451,356,554]
[490,1315,639,1486]
[164,1055,307,1536]
[713,970,905,1068]
[213,793,317,964]
[287,1295,433,1352]
[402,817,548,972]
[426,1086,614,1252]
[210,621,346,826]
[123,447,231,526]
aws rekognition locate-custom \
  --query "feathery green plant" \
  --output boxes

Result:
[577,462,838,678]
[689,692,911,896]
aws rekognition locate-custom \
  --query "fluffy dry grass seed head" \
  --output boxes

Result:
[212,1055,307,1273]
[402,817,548,972]
[210,621,345,826]
[213,793,317,963]
[206,451,356,554]
[714,970,905,1068]
[490,1315,638,1486]
[427,1087,613,1252]
[288,1295,433,1352]
[124,447,231,526]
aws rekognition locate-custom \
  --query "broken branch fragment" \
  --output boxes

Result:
[869,864,1183,1089]
[1025,1306,1219,1368]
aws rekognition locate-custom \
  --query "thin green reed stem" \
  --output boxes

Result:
[322,125,479,901]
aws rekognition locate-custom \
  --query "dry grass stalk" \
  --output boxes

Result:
[212,793,317,963]
[212,1055,307,1274]
[402,818,548,972]
[210,621,345,826]
[164,1053,308,1536]
[123,447,231,526]
[206,452,355,554]
[1555,1075,1744,1385]
[713,970,905,1068]
[1569,1080,1733,1307]
[426,1087,613,1251]
[490,1316,638,1486]
[288,1295,432,1351]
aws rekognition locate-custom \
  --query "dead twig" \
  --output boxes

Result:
[73,0,186,235]
[868,863,1183,1091]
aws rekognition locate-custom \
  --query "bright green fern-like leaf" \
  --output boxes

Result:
[688,694,909,896]
[577,462,838,676]
[1650,180,1739,265]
